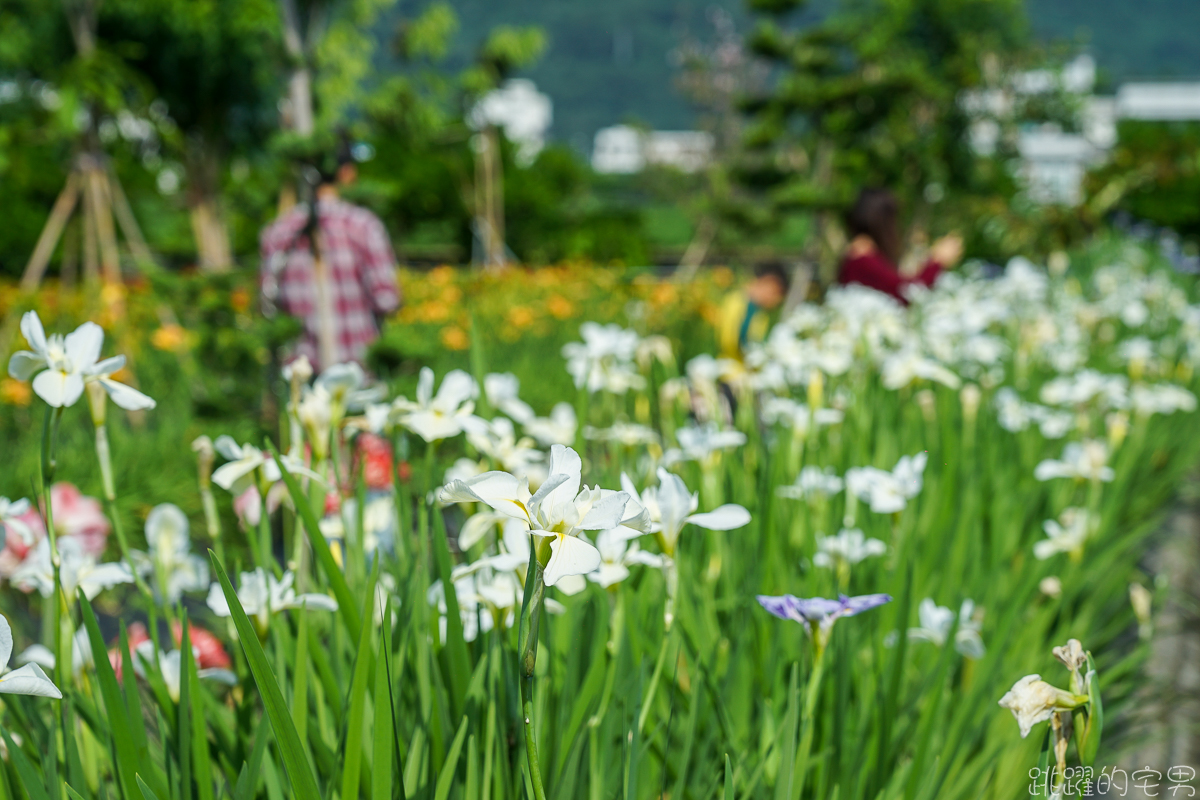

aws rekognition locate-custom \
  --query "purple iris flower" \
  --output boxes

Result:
[757,593,892,628]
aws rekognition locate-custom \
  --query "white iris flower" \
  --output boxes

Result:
[441,445,648,587]
[392,368,486,443]
[0,614,62,699]
[8,311,155,410]
[132,504,209,603]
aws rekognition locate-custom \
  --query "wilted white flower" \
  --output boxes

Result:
[998,675,1086,738]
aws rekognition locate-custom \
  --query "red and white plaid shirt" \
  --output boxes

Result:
[260,198,402,370]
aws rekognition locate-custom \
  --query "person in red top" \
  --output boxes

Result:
[837,188,963,304]
[261,146,402,370]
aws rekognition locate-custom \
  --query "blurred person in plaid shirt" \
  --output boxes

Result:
[260,144,402,371]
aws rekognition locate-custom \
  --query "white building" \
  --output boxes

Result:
[1116,83,1200,120]
[965,56,1200,205]
[591,125,714,174]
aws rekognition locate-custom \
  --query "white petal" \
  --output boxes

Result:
[0,662,63,698]
[685,504,751,531]
[625,549,669,569]
[403,411,463,442]
[65,321,104,371]
[32,370,84,408]
[88,355,125,378]
[590,563,630,588]
[100,377,156,410]
[457,512,500,551]
[213,435,244,461]
[211,460,261,492]
[289,594,339,612]
[7,350,46,381]
[554,574,588,596]
[16,644,56,670]
[19,311,47,354]
[433,370,478,412]
[578,492,630,531]
[416,367,434,406]
[0,615,11,670]
[542,535,601,587]
[198,668,239,686]
[79,563,135,599]
[206,583,231,617]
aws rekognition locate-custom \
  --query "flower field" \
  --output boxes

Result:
[0,237,1199,800]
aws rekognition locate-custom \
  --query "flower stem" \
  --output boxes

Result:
[521,675,548,800]
[791,646,827,798]
[90,415,155,602]
[516,539,548,800]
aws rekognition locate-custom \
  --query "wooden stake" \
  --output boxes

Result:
[19,173,80,293]
[87,166,121,283]
[82,179,100,287]
[106,164,155,267]
[60,218,79,292]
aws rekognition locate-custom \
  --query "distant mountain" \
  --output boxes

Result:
[1029,0,1200,85]
[413,0,1200,148]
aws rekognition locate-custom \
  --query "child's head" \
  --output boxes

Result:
[747,262,790,310]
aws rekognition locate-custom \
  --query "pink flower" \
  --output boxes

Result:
[0,482,110,578]
[108,623,151,681]
[233,484,288,529]
[50,483,110,556]
[357,433,394,490]
[172,622,232,670]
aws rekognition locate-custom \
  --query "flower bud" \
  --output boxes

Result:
[960,383,981,423]
[1129,582,1152,639]
[806,369,824,411]
[1039,576,1063,599]
[1106,411,1129,451]
[1048,250,1069,276]
[86,381,108,427]
[916,389,937,423]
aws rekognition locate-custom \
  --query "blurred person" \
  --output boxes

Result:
[260,141,402,371]
[716,262,790,361]
[838,188,962,304]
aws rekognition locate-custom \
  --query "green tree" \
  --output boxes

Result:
[739,0,1031,275]
[99,0,282,269]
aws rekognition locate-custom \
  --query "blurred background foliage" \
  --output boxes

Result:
[2,0,1199,281]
